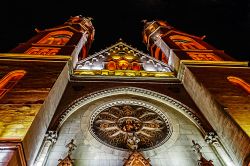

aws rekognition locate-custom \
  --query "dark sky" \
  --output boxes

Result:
[0,0,249,61]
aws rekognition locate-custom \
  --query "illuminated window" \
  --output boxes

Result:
[0,70,26,99]
[37,30,73,45]
[170,35,206,50]
[25,47,60,55]
[187,52,223,61]
[227,76,250,94]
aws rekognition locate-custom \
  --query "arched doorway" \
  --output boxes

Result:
[43,87,223,166]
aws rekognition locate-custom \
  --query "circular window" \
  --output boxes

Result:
[89,100,172,151]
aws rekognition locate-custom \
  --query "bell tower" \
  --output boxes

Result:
[142,20,236,72]
[143,20,250,166]
[0,15,95,166]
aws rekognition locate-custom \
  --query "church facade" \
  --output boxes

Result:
[0,15,249,166]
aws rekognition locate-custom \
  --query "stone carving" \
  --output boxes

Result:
[58,87,204,135]
[205,132,219,145]
[192,140,214,166]
[58,155,74,166]
[45,130,57,143]
[65,139,77,155]
[57,139,77,166]
[89,101,172,151]
[127,133,140,150]
[75,41,172,76]
[123,151,151,166]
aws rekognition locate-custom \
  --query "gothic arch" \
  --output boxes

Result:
[40,87,230,166]
[0,70,26,99]
[57,87,205,135]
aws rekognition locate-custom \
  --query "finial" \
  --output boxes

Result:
[118,38,123,42]
[141,19,147,24]
[201,35,206,40]
[35,28,40,32]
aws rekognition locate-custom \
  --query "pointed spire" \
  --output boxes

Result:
[118,38,124,42]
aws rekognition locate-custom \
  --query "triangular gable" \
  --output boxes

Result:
[74,40,173,77]
[123,151,151,166]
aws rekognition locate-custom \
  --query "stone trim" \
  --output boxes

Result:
[57,87,204,134]
[45,130,58,143]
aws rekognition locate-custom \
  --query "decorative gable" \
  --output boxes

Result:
[123,151,151,166]
[74,40,173,77]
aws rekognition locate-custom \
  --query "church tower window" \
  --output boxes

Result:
[37,30,73,46]
[169,35,206,50]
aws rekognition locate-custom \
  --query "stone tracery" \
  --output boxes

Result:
[89,100,172,151]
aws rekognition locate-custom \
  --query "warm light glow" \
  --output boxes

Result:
[111,54,122,60]
[107,61,117,70]
[187,52,223,61]
[161,52,168,64]
[0,70,26,99]
[170,35,206,50]
[81,46,87,59]
[157,20,168,26]
[37,30,73,45]
[131,62,141,71]
[74,69,173,77]
[227,76,250,94]
[154,47,161,60]
[118,60,129,70]
[25,47,60,55]
[75,41,172,77]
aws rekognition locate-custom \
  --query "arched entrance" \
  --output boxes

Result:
[41,87,224,165]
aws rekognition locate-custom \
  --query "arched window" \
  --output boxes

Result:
[227,76,250,94]
[0,70,26,99]
[37,30,73,46]
[25,47,60,55]
[187,52,223,61]
[169,35,206,50]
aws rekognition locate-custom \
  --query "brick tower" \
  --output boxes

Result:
[143,20,250,166]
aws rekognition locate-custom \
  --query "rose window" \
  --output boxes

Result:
[89,102,172,151]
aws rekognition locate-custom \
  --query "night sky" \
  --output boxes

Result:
[1,0,249,61]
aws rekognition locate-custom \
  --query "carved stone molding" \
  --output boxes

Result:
[205,132,219,145]
[57,87,204,134]
[45,130,58,143]
[204,132,236,166]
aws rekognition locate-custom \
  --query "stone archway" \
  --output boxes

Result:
[57,87,205,134]
[40,87,224,166]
